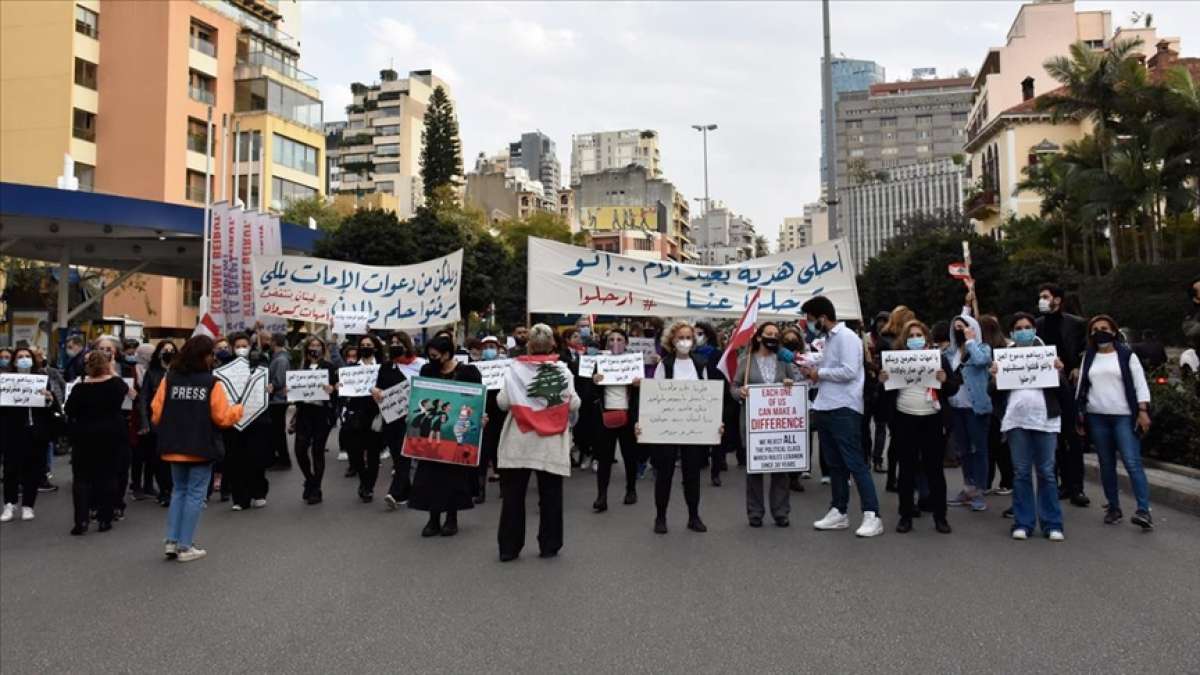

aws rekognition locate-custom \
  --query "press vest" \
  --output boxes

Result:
[156,371,222,461]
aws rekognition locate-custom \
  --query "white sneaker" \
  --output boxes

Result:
[384,494,398,511]
[164,541,178,559]
[0,504,14,523]
[231,504,243,511]
[380,450,391,460]
[1048,530,1065,542]
[855,511,883,538]
[590,459,599,473]
[20,507,34,521]
[1012,528,1029,540]
[251,498,267,509]
[820,476,831,485]
[177,547,207,562]
[337,451,348,461]
[813,507,849,530]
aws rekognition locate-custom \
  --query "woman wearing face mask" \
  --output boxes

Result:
[92,336,137,519]
[943,313,993,512]
[1075,315,1154,530]
[291,337,338,505]
[590,328,642,512]
[380,332,423,509]
[336,345,359,472]
[878,320,958,534]
[137,341,177,507]
[223,333,273,512]
[990,313,1067,541]
[640,321,723,534]
[0,348,57,523]
[340,335,386,502]
[733,322,799,528]
[470,336,507,504]
[64,351,129,534]
[213,338,234,366]
[408,336,482,537]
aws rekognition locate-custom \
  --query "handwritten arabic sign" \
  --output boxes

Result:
[332,310,371,335]
[252,251,462,330]
[338,364,381,398]
[595,353,644,385]
[994,346,1058,390]
[378,381,411,424]
[880,350,942,391]
[286,369,330,402]
[0,374,49,407]
[628,337,657,358]
[637,379,724,445]
[473,359,513,391]
[746,384,809,473]
[527,237,862,320]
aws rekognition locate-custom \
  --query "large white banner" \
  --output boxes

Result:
[252,250,462,330]
[527,237,861,320]
[208,202,229,333]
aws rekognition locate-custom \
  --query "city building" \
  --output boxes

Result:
[841,158,966,271]
[820,57,886,186]
[573,164,690,261]
[570,129,661,186]
[0,0,325,333]
[833,75,974,245]
[778,202,829,252]
[588,229,674,261]
[465,165,557,224]
[325,68,452,218]
[690,202,756,265]
[508,131,561,192]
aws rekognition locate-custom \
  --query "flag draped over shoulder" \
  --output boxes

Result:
[503,355,571,436]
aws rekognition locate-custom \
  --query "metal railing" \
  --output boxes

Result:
[196,0,299,52]
[189,86,215,105]
[190,35,217,57]
[244,51,317,86]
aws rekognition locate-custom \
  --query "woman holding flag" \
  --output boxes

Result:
[495,324,580,561]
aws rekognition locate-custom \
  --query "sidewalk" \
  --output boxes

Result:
[1083,455,1200,516]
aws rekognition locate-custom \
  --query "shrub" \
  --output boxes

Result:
[1143,381,1200,469]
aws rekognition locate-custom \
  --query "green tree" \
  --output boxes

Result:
[312,208,419,266]
[526,362,568,405]
[497,211,573,327]
[419,86,462,202]
[282,196,344,232]
[753,234,770,258]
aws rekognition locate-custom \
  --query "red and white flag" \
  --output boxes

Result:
[503,355,572,436]
[947,262,972,280]
[193,312,221,339]
[716,288,762,381]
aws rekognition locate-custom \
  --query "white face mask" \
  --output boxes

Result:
[234,347,250,358]
[695,334,706,346]
[1037,297,1053,314]
[674,338,693,355]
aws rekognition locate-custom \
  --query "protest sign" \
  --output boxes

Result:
[213,358,253,401]
[402,377,486,466]
[332,310,371,335]
[233,369,268,431]
[578,355,597,377]
[337,364,381,398]
[527,237,862,320]
[286,369,330,402]
[637,379,724,445]
[122,377,135,411]
[628,337,658,358]
[473,359,512,390]
[595,353,644,385]
[453,354,470,365]
[994,346,1059,390]
[745,384,809,473]
[252,251,462,330]
[0,374,49,407]
[378,381,411,424]
[880,350,943,391]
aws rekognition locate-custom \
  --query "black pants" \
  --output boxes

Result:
[650,445,703,520]
[498,468,563,558]
[148,433,172,502]
[130,434,158,493]
[344,428,382,495]
[987,414,1013,490]
[892,411,947,519]
[294,406,332,490]
[269,405,290,467]
[2,427,42,508]
[1056,409,1085,496]
[383,421,411,501]
[594,420,639,498]
[226,431,270,507]
[71,438,118,526]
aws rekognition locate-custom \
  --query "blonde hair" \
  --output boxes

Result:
[527,323,557,355]
[882,305,916,337]
[660,320,695,354]
[895,319,931,350]
[84,350,112,378]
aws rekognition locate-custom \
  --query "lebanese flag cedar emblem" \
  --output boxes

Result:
[504,354,571,436]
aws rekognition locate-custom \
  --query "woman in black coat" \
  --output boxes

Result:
[137,340,176,506]
[292,336,338,505]
[65,351,130,534]
[1,347,58,524]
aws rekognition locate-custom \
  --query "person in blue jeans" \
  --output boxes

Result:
[1074,315,1154,530]
[943,313,993,512]
[151,335,244,562]
[993,313,1066,541]
[800,296,883,538]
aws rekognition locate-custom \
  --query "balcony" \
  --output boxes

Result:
[189,85,216,105]
[196,0,299,53]
[190,35,217,57]
[963,189,999,218]
[243,51,317,87]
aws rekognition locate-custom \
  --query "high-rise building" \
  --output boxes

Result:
[570,129,660,186]
[573,164,690,261]
[820,57,886,185]
[465,165,557,225]
[690,202,755,265]
[0,0,325,333]
[779,202,830,253]
[508,131,560,191]
[325,69,452,218]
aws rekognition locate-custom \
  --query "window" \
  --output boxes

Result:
[72,108,96,141]
[881,147,899,156]
[880,117,897,128]
[75,5,98,38]
[186,169,208,203]
[186,117,208,154]
[916,145,930,153]
[846,119,862,130]
[374,124,401,136]
[188,70,215,104]
[76,162,95,192]
[951,112,968,123]
[1084,38,1105,49]
[376,180,394,194]
[375,144,400,157]
[882,130,897,142]
[183,279,201,307]
[916,129,931,140]
[74,58,97,90]
[189,20,217,57]
[234,78,322,128]
[236,130,261,161]
[849,148,864,158]
[373,162,400,174]
[236,173,260,208]
[915,114,933,127]
[271,133,319,175]
[270,176,317,210]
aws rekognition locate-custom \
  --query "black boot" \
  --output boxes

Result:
[441,512,459,537]
[593,494,608,513]
[422,513,442,537]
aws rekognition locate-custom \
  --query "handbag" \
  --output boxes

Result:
[601,409,628,429]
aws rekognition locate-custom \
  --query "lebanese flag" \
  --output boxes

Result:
[193,312,221,339]
[947,262,972,280]
[503,354,572,436]
[717,288,762,382]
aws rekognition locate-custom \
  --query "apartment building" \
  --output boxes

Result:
[690,202,756,265]
[820,57,886,186]
[0,0,325,332]
[509,131,561,192]
[778,202,829,253]
[325,69,451,218]
[465,166,557,225]
[573,164,689,261]
[570,129,661,186]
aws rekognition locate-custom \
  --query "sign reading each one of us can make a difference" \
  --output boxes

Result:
[745,383,810,474]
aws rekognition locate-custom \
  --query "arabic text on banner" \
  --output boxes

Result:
[636,379,724,445]
[745,384,810,473]
[252,251,463,330]
[994,346,1059,390]
[286,369,330,402]
[526,237,862,320]
[880,350,943,391]
[338,364,381,397]
[0,374,49,407]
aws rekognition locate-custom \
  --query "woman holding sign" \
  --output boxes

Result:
[590,328,641,512]
[292,337,337,505]
[733,322,799,528]
[342,335,385,503]
[1,347,57,523]
[408,336,481,538]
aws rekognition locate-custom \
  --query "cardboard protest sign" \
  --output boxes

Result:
[337,364,381,397]
[994,346,1058,390]
[0,374,49,407]
[595,353,644,385]
[637,379,724,445]
[402,377,486,466]
[745,384,809,473]
[286,369,330,402]
[880,350,942,391]
[378,381,411,424]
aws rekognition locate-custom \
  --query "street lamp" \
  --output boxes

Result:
[692,123,717,215]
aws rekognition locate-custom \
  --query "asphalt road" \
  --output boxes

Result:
[2,448,1199,674]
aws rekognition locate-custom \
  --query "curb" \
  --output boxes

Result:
[1083,455,1200,516]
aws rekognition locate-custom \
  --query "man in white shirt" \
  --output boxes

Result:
[799,296,883,537]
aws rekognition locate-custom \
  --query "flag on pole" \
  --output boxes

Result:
[947,262,972,280]
[716,288,762,382]
[193,312,221,339]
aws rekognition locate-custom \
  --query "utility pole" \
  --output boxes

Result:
[691,123,717,214]
[821,0,839,238]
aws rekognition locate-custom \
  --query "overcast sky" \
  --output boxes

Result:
[299,1,1200,247]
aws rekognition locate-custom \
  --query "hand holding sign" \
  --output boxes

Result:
[880,350,942,391]
[595,353,644,385]
[994,346,1058,390]
[286,369,330,402]
[338,364,381,397]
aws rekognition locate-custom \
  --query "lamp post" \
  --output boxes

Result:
[691,123,717,215]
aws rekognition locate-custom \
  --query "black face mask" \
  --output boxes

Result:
[643,330,656,339]
[161,352,174,365]
[359,347,375,359]
[514,337,527,347]
[761,337,781,352]
[783,340,802,352]
[954,330,966,344]
[307,349,322,360]
[1092,331,1116,345]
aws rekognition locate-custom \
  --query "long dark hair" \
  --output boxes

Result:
[149,340,175,372]
[695,321,720,349]
[173,336,214,375]
[750,322,780,352]
[8,347,44,373]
